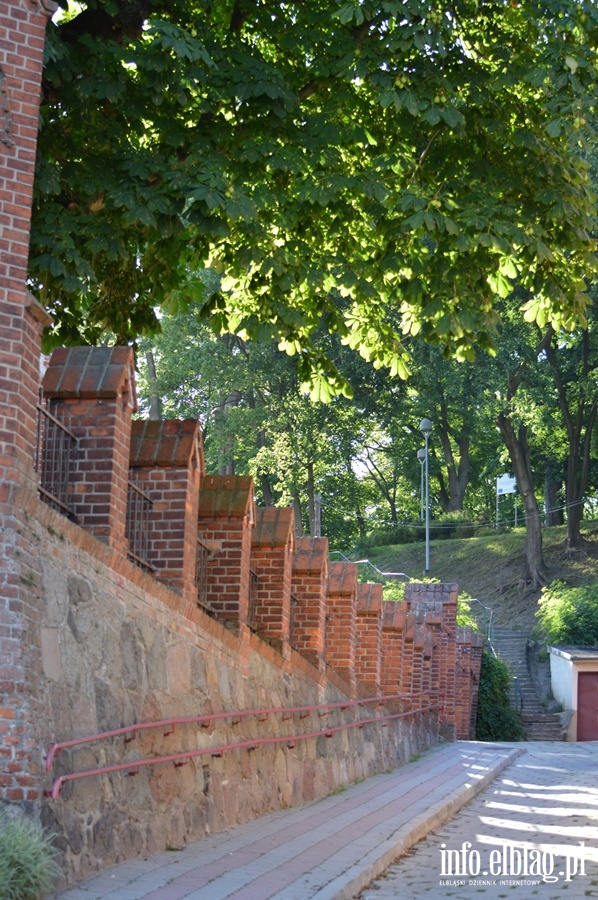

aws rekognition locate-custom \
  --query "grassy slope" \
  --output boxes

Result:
[363,522,598,633]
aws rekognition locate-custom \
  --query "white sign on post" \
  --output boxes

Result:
[496,474,517,496]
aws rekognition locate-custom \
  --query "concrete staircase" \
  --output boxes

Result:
[491,626,563,741]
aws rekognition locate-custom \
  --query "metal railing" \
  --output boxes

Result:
[44,694,442,800]
[34,396,78,520]
[126,479,154,571]
[511,676,524,715]
[329,551,410,582]
[468,599,494,642]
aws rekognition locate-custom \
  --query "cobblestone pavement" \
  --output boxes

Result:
[358,742,598,900]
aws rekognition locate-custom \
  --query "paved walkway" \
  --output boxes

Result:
[57,742,520,900]
[359,741,598,899]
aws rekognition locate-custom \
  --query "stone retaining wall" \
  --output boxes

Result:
[18,484,436,886]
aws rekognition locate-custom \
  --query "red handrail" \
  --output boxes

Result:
[44,693,431,772]
[45,703,441,800]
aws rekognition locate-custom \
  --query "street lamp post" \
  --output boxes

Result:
[417,448,426,520]
[419,418,432,575]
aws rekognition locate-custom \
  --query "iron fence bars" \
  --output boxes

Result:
[126,479,154,571]
[34,395,78,519]
[289,593,299,650]
[196,538,215,615]
[247,568,259,631]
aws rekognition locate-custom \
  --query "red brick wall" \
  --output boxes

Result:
[469,633,483,737]
[325,562,358,695]
[405,584,459,739]
[0,0,54,468]
[0,0,56,811]
[355,583,383,694]
[250,507,294,651]
[41,347,136,550]
[380,601,407,696]
[129,419,203,602]
[197,475,254,628]
[291,537,329,670]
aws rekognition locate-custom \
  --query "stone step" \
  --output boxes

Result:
[491,628,562,740]
[522,715,561,723]
[525,732,563,741]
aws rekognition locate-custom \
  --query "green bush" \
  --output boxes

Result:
[456,594,479,631]
[475,649,525,742]
[381,580,406,602]
[536,580,598,645]
[0,811,61,899]
[430,512,476,541]
[355,525,421,552]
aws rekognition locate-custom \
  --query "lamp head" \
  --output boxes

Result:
[417,448,426,462]
[419,418,432,435]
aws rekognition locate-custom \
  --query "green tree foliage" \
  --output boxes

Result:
[475,649,525,741]
[136,306,371,545]
[536,579,598,644]
[545,311,598,548]
[33,0,598,395]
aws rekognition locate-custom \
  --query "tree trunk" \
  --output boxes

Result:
[144,351,162,420]
[292,493,303,537]
[436,413,470,512]
[496,413,546,587]
[363,451,399,524]
[544,459,564,527]
[259,475,274,506]
[256,428,274,506]
[546,331,598,548]
[213,389,241,475]
[306,461,317,536]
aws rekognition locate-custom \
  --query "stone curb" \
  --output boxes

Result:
[319,745,525,900]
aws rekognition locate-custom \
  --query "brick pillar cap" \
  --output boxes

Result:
[130,419,203,471]
[404,583,459,608]
[457,625,477,643]
[357,582,383,614]
[198,474,255,522]
[26,292,53,328]
[293,536,329,575]
[328,561,358,596]
[42,346,137,407]
[382,599,408,631]
[32,0,59,13]
[252,506,294,547]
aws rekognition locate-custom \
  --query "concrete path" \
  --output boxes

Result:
[56,742,520,900]
[359,741,598,899]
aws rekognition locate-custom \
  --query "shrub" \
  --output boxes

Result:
[475,649,525,741]
[536,580,598,645]
[353,525,422,554]
[456,594,479,631]
[0,811,61,899]
[382,580,406,602]
[430,512,476,541]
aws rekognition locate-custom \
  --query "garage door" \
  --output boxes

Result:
[577,672,598,741]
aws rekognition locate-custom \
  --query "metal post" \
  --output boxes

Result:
[424,432,430,574]
[419,419,432,576]
[496,477,500,527]
[417,448,426,520]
